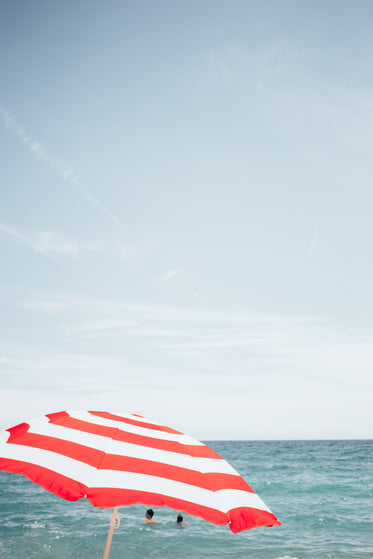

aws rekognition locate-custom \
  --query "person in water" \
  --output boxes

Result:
[176,514,189,525]
[144,509,158,523]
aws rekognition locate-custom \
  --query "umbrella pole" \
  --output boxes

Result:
[103,506,120,559]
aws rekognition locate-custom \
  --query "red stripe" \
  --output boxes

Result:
[88,411,182,434]
[46,414,221,458]
[205,472,254,493]
[86,487,229,525]
[227,506,282,533]
[6,422,30,439]
[85,488,279,532]
[46,411,70,422]
[7,431,105,467]
[0,457,87,501]
[6,430,254,492]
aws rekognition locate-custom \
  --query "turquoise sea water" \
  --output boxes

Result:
[0,440,372,559]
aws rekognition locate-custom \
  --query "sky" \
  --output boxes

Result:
[0,0,372,440]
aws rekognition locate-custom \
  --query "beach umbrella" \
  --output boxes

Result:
[0,410,281,557]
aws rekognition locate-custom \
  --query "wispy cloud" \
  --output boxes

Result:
[182,280,211,309]
[157,267,211,309]
[0,222,29,246]
[16,293,372,366]
[4,293,373,437]
[32,231,80,256]
[158,268,180,282]
[0,105,127,232]
[8,292,373,435]
[0,221,99,257]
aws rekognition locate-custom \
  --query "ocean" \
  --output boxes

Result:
[0,439,372,559]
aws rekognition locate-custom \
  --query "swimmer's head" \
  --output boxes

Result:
[146,509,154,519]
[177,514,183,523]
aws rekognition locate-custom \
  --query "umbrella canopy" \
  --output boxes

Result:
[0,410,281,534]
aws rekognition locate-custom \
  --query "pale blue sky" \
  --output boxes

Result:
[1,0,372,439]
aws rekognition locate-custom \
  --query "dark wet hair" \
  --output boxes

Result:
[177,514,183,523]
[146,509,154,518]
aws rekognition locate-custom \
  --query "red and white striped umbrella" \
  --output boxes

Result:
[0,411,280,554]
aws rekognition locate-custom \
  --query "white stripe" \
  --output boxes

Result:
[67,411,204,446]
[214,489,271,513]
[0,444,271,514]
[24,420,238,476]
[0,444,94,486]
